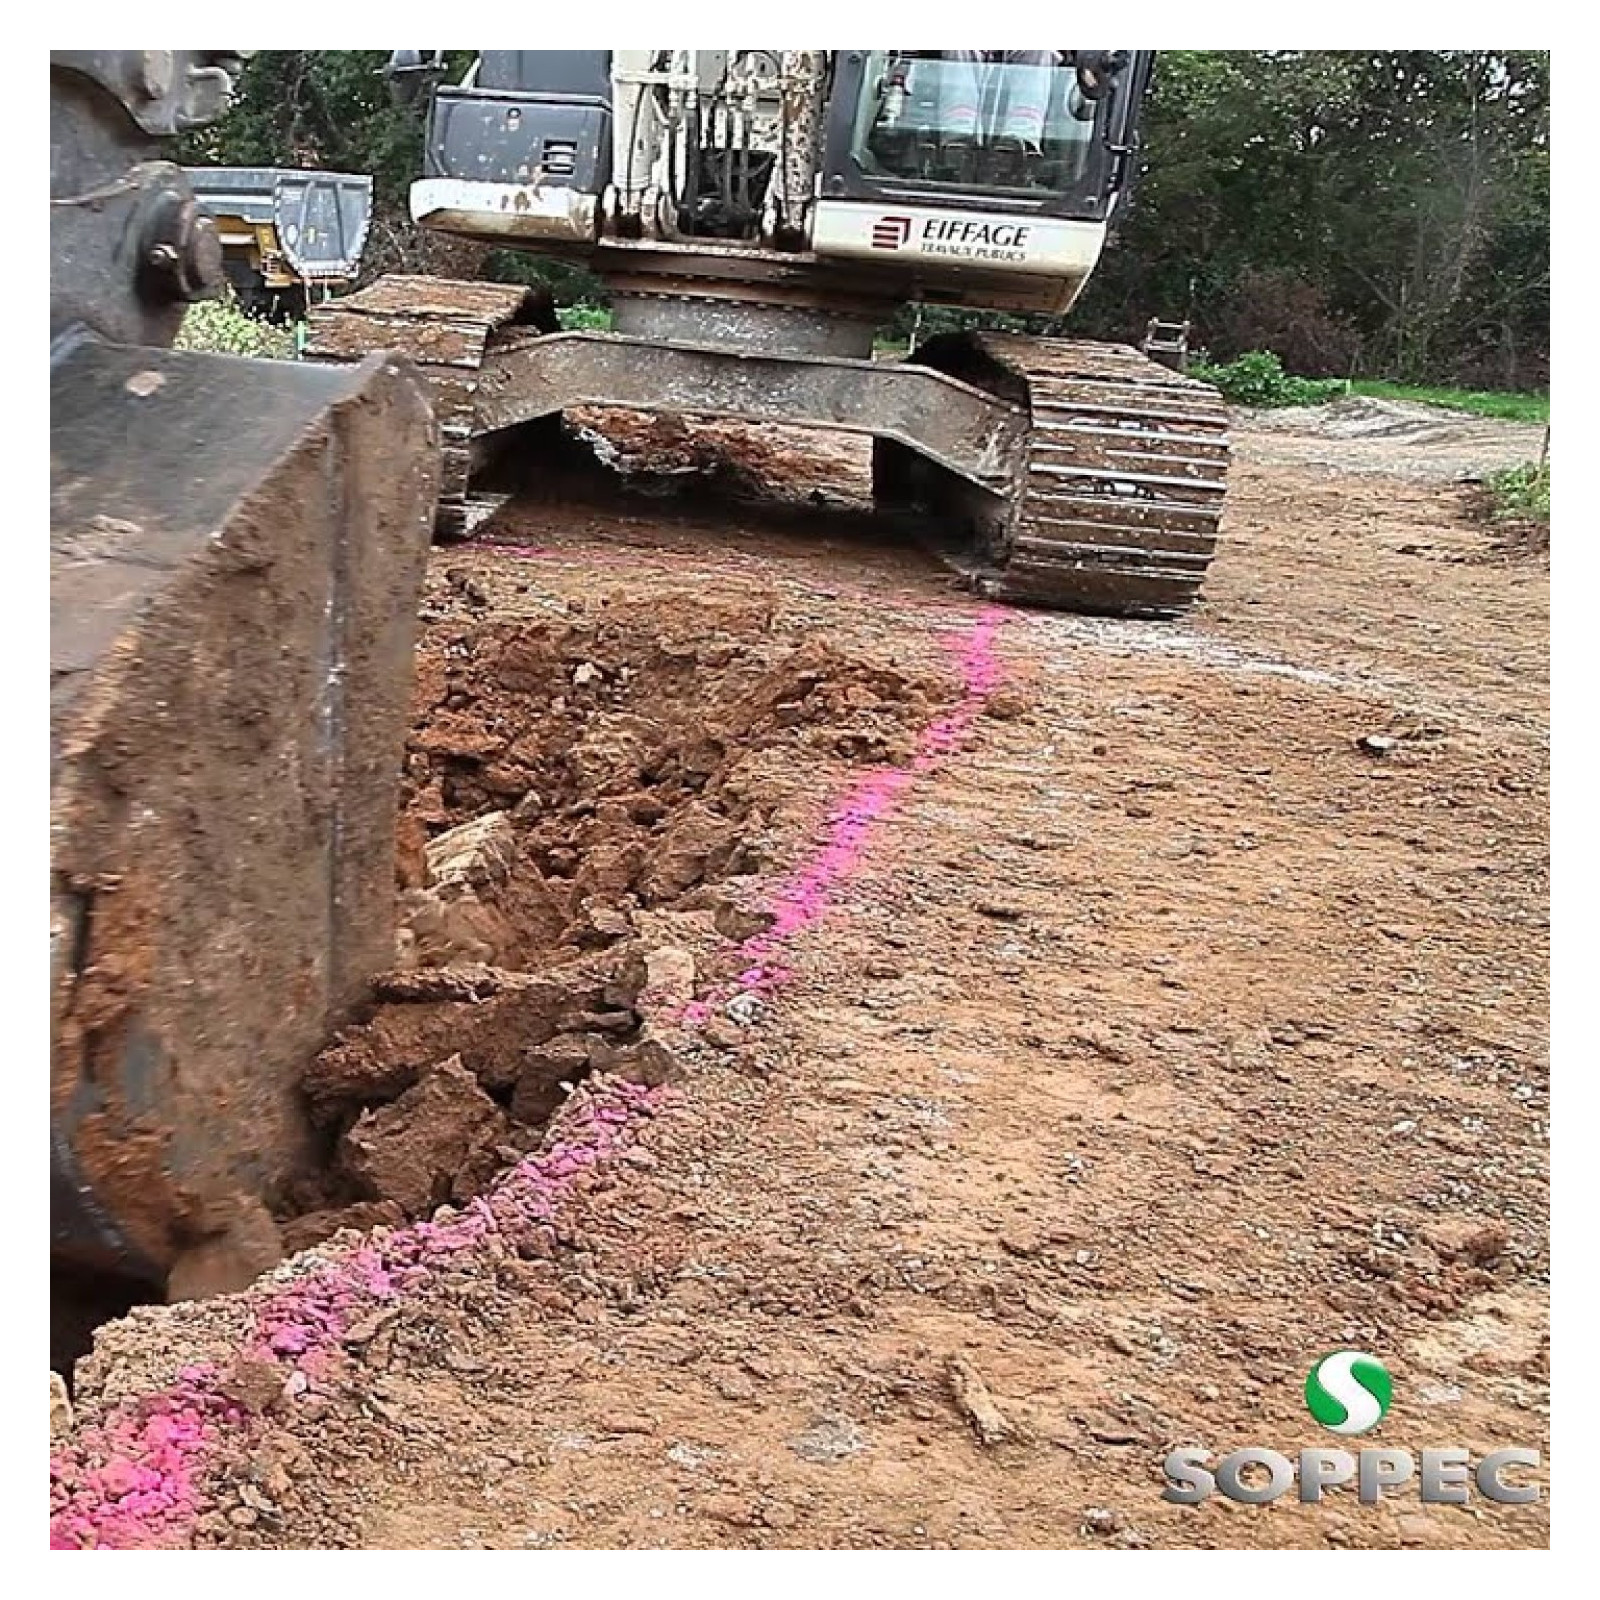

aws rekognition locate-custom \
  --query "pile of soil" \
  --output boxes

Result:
[278,577,949,1250]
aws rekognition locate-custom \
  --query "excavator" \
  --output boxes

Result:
[309,49,1229,615]
[50,51,438,1309]
[51,48,1228,1323]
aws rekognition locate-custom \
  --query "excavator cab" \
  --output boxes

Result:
[846,50,1124,195]
[806,49,1153,315]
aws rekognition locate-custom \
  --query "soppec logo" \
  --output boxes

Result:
[1304,1349,1392,1434]
[1162,1351,1541,1507]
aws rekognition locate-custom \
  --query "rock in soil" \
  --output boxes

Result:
[340,1056,510,1216]
[636,802,740,903]
[397,812,520,967]
[280,1201,408,1256]
[1428,1218,1512,1266]
[50,1372,71,1439]
[588,1028,682,1087]
[306,961,639,1111]
[642,945,697,1009]
[946,1354,1018,1447]
[425,812,517,892]
[510,1035,593,1125]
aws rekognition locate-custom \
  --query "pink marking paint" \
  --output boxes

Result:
[50,1371,241,1550]
[680,605,1007,1023]
[50,1080,662,1550]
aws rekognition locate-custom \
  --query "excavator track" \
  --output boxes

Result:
[304,275,550,536]
[306,280,1226,617]
[952,333,1231,617]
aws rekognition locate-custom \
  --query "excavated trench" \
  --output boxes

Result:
[282,584,943,1245]
[55,562,951,1374]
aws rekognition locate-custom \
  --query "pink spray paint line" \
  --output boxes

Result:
[50,1079,663,1550]
[50,604,1007,1550]
[680,604,1008,1023]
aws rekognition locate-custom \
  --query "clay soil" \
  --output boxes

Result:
[56,407,1549,1550]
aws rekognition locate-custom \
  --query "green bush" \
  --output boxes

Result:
[174,292,298,359]
[557,304,612,332]
[1488,459,1550,522]
[1189,350,1343,408]
[486,249,609,308]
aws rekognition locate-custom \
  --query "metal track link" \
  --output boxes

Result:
[967,334,1230,617]
[303,275,546,537]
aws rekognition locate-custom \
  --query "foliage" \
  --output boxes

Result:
[173,293,298,359]
[177,52,472,216]
[1195,268,1361,379]
[1189,351,1342,407]
[557,304,613,331]
[1487,459,1551,522]
[1077,50,1550,390]
[484,249,611,312]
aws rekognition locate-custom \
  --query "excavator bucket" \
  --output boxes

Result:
[51,340,438,1295]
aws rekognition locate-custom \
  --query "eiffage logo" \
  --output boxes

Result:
[870,215,912,249]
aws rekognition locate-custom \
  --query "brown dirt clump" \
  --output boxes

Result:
[341,1056,512,1213]
[280,579,951,1235]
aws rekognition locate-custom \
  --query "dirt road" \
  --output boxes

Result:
[52,406,1549,1550]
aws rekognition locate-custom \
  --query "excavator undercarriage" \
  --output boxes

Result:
[308,279,1227,616]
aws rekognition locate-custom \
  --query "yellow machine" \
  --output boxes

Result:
[185,165,373,318]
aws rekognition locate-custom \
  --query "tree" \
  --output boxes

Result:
[1078,50,1550,387]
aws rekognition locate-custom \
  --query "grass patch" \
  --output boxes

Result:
[174,292,298,359]
[1487,459,1550,522]
[1348,380,1548,425]
[1156,350,1548,425]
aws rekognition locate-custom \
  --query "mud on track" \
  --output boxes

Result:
[53,408,1548,1550]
